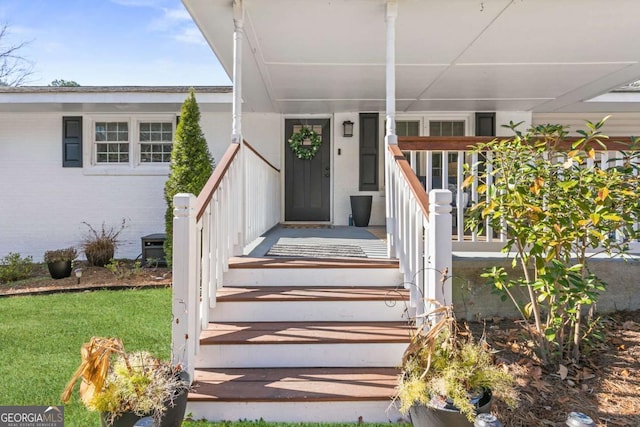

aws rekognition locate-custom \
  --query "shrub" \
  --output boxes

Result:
[464,118,640,362]
[82,219,127,267]
[164,88,214,267]
[43,247,77,263]
[0,252,33,283]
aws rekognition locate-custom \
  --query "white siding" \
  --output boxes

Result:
[533,112,640,136]
[0,111,235,261]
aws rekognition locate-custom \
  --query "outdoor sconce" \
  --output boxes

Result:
[75,268,82,284]
[342,120,354,137]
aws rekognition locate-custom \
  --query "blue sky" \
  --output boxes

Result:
[0,0,231,86]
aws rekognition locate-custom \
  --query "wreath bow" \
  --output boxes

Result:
[288,126,322,160]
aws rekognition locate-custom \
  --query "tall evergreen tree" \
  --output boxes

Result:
[164,88,214,265]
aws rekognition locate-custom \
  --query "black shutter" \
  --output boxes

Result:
[62,116,83,167]
[359,113,379,191]
[475,112,496,136]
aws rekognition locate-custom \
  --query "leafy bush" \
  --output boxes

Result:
[82,219,127,267]
[464,118,640,362]
[0,252,33,283]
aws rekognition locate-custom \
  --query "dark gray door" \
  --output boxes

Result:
[285,119,331,221]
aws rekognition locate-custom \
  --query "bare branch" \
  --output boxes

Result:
[0,22,34,86]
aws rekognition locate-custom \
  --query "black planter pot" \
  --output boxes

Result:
[408,390,492,427]
[47,261,72,279]
[100,372,189,427]
[350,195,373,227]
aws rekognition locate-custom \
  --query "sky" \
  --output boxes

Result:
[0,0,231,86]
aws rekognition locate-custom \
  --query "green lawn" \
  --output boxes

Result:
[0,289,390,427]
[0,288,172,427]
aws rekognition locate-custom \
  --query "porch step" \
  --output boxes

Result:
[195,321,411,368]
[188,367,403,422]
[225,257,402,287]
[211,286,409,322]
[189,257,410,422]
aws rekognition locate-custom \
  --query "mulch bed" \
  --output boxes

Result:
[471,311,640,426]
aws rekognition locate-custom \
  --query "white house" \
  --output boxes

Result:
[3,0,640,422]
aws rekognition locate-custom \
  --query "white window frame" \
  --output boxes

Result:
[83,115,176,176]
[137,119,174,165]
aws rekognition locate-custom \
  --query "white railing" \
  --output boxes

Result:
[171,141,281,380]
[398,136,640,250]
[387,144,452,320]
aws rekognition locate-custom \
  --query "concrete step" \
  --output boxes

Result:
[187,367,404,423]
[195,321,411,368]
[211,286,410,322]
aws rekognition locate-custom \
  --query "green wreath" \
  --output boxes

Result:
[288,126,322,160]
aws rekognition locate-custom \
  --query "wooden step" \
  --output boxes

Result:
[224,259,403,287]
[216,286,409,302]
[196,321,411,368]
[229,257,399,269]
[212,286,410,322]
[187,368,404,422]
[190,367,399,402]
[200,321,412,345]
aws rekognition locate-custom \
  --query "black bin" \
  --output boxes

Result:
[141,233,167,266]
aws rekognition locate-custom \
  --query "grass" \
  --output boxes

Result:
[0,288,172,427]
[0,289,389,427]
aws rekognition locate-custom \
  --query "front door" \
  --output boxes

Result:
[284,119,331,221]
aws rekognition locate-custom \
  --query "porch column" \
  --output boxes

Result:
[231,0,244,145]
[385,0,398,257]
[232,0,246,254]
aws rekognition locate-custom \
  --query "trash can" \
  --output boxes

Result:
[350,195,373,227]
[141,233,167,266]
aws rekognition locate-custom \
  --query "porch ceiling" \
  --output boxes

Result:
[184,0,640,114]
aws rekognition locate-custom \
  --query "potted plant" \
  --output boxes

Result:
[43,247,77,279]
[396,304,517,427]
[62,337,190,427]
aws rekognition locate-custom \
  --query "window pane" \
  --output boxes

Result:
[140,123,150,132]
[151,123,161,131]
[429,120,465,137]
[140,131,150,141]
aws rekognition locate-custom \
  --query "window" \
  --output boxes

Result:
[140,122,173,163]
[429,120,465,136]
[90,117,174,172]
[396,120,420,137]
[95,122,129,163]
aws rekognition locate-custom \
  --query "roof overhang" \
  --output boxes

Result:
[184,0,640,114]
[0,86,232,113]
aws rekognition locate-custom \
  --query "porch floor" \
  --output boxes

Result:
[244,224,389,259]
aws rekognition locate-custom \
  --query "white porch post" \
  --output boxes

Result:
[385,0,398,257]
[232,0,246,254]
[426,189,453,312]
[172,193,197,383]
[231,0,244,145]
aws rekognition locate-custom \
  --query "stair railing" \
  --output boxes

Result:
[172,141,281,380]
[387,144,452,320]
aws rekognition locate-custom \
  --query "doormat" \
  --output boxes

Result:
[281,224,334,229]
[266,243,367,258]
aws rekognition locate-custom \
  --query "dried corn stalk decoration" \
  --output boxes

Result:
[61,337,124,404]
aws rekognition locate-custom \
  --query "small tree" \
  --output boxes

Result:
[464,118,640,364]
[164,89,214,266]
